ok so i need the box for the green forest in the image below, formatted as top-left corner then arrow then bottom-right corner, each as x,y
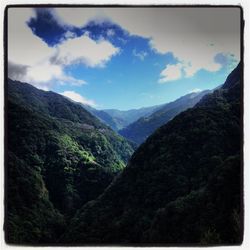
6,80 -> 135,243
5,63 -> 243,245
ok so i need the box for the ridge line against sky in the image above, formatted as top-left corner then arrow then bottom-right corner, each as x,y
7,7 -> 240,110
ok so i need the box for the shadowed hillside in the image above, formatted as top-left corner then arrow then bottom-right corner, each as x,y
63,63 -> 242,245
6,79 -> 135,244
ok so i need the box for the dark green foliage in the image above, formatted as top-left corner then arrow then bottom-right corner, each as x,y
6,152 -> 65,244
63,63 -> 242,245
146,155 -> 241,244
6,79 -> 134,244
119,90 -> 210,145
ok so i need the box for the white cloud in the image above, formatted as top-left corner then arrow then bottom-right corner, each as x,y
8,8 -> 119,89
58,75 -> 87,86
8,8 -> 54,66
132,49 -> 148,61
26,62 -> 62,82
159,63 -> 183,83
8,62 -> 28,81
8,7 -> 240,88
24,61 -> 86,86
188,88 -> 202,94
60,90 -> 97,107
7,8 -> 83,87
54,7 -> 240,79
55,35 -> 120,67
102,8 -> 240,77
8,60 -> 86,89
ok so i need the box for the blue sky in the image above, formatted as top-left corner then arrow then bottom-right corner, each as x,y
8,7 -> 240,110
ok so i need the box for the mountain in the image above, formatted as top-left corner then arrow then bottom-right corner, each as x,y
103,105 -> 163,130
6,79 -> 135,244
63,63 -> 242,245
81,104 -> 122,131
80,104 -> 163,132
119,90 -> 211,145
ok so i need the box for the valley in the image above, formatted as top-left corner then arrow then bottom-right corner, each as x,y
6,64 -> 242,245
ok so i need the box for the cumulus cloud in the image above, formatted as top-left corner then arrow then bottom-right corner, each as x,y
54,35 -> 120,67
60,90 -> 97,107
23,61 -> 86,85
102,8 -> 240,78
8,60 -> 86,90
8,8 -> 54,66
7,8 -> 78,87
159,63 -> 183,83
132,49 -> 148,61
54,7 -> 240,79
8,7 -> 240,88
25,62 -> 62,82
8,8 -> 119,89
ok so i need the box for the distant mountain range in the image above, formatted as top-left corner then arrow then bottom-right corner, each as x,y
103,106 -> 163,130
83,90 -> 211,145
119,90 -> 211,144
81,104 -> 121,131
83,104 -> 162,131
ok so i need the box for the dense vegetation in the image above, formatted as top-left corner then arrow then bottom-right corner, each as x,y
6,63 -> 242,245
6,79 -> 135,244
119,90 -> 210,144
63,64 -> 242,245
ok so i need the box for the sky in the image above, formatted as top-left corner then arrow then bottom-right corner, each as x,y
7,7 -> 241,110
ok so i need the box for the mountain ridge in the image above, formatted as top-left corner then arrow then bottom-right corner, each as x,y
119,89 -> 211,144
100,105 -> 163,131
6,78 -> 135,244
63,97 -> 163,132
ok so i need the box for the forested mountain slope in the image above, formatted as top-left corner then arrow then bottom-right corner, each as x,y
6,79 -> 135,244
119,90 -> 210,144
82,104 -> 122,131
63,63 -> 242,245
